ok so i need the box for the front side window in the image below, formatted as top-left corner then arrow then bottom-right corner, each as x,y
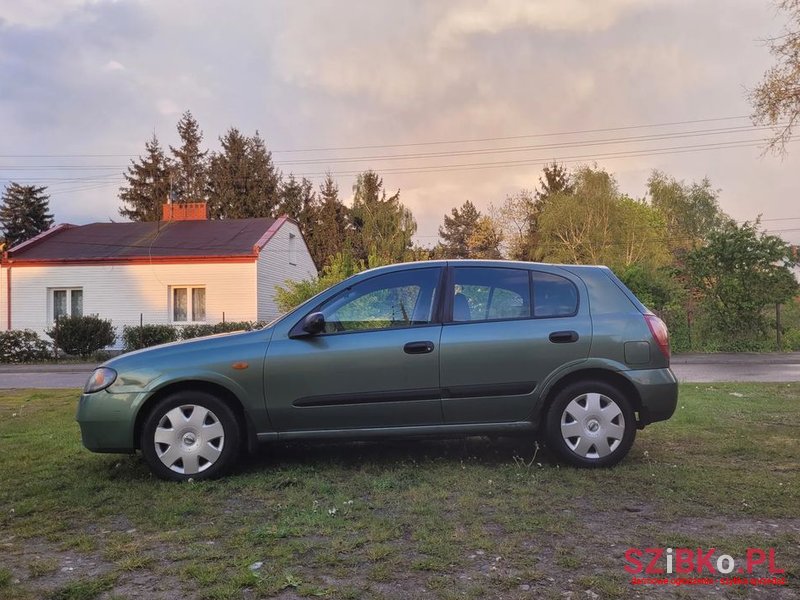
172,286 -> 206,322
317,268 -> 441,333
451,268 -> 531,322
51,288 -> 83,322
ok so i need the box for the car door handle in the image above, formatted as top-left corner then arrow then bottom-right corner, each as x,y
549,330 -> 579,343
404,341 -> 435,354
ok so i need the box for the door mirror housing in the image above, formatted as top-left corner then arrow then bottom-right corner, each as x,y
302,312 -> 326,335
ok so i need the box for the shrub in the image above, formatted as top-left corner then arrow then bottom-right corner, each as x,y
180,321 -> 267,340
46,315 -> 116,358
0,330 -> 53,363
122,324 -> 179,351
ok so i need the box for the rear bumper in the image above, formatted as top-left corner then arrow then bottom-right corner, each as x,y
626,367 -> 678,426
76,390 -> 142,453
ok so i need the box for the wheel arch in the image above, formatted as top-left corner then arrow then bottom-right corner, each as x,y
537,368 -> 644,428
133,380 -> 257,452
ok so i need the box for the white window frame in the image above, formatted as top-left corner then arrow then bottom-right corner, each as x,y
48,287 -> 83,324
170,285 -> 207,323
288,233 -> 297,266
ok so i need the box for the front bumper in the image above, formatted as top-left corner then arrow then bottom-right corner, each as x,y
626,367 -> 678,426
76,390 -> 144,453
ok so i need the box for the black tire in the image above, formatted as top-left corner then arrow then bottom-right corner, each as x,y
544,381 -> 636,468
140,390 -> 241,481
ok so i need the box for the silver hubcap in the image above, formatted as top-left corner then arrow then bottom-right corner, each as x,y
154,405 -> 225,475
560,392 -> 625,459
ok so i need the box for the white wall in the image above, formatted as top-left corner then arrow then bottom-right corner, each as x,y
0,266 -> 7,331
257,220 -> 318,322
7,261 -> 257,346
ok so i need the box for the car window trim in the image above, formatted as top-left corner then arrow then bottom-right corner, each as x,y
290,266 -> 446,338
443,266 -> 581,324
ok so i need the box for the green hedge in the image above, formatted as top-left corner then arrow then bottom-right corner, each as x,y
46,315 -> 116,358
180,321 -> 266,340
122,324 -> 179,351
0,330 -> 53,363
122,321 -> 266,350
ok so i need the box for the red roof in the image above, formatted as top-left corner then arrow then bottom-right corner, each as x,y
5,217 -> 283,264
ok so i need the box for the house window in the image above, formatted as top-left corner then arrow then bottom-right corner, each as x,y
288,233 -> 297,265
51,288 -> 83,322
172,286 -> 206,322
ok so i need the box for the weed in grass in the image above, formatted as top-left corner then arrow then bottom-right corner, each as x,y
28,558 -> 59,578
0,567 -> 13,587
575,574 -> 626,599
45,574 -> 117,600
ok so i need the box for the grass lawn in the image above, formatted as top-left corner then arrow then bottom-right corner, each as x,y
0,384 -> 798,599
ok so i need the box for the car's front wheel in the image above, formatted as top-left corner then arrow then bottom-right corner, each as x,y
545,381 -> 636,468
140,391 -> 241,481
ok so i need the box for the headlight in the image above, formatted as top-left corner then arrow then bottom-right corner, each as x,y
84,367 -> 117,393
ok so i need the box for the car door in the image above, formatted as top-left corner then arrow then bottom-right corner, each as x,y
264,266 -> 444,432
439,266 -> 591,424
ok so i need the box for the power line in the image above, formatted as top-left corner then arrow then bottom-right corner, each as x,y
0,115 -> 753,159
1,133 -> 792,185
0,122 -> 774,171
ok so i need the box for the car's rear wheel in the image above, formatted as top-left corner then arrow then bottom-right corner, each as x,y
140,391 -> 241,481
545,381 -> 636,468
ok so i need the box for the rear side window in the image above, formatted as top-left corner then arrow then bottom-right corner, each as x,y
452,267 -> 531,322
531,272 -> 578,318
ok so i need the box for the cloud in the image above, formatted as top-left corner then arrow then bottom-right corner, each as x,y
0,0 -> 797,248
0,0 -> 101,28
433,0 -> 648,46
103,59 -> 125,71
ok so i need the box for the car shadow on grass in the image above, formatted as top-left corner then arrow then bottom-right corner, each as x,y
238,434 -> 557,475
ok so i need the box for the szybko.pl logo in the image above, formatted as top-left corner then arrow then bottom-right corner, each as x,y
625,547 -> 787,587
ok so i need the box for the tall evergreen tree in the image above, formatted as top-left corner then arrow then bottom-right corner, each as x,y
308,174 -> 349,267
118,134 -> 171,222
438,200 -> 481,258
350,171 -> 416,263
278,174 -> 316,236
536,162 -> 573,202
0,183 -> 54,248
169,110 -> 208,202
206,128 -> 282,219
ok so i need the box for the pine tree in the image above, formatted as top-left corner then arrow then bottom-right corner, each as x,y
247,131 -> 281,214
438,200 -> 481,258
169,110 -> 208,202
118,134 -> 171,222
206,128 -> 282,219
350,171 -> 416,263
535,162 -> 573,202
308,174 -> 349,267
0,183 -> 54,248
278,174 -> 316,235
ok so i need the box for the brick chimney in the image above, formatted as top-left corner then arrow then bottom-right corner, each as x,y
162,202 -> 208,221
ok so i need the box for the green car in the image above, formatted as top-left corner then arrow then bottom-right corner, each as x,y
77,260 -> 677,481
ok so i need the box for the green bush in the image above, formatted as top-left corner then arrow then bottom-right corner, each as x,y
46,315 -> 116,358
180,321 -> 266,340
0,330 -> 53,363
122,324 -> 179,351
179,324 -> 217,339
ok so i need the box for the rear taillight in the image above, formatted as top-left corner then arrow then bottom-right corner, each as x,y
644,313 -> 670,360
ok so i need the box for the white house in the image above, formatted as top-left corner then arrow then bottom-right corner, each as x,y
0,203 -> 317,345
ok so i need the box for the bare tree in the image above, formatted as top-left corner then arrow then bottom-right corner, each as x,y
750,0 -> 800,154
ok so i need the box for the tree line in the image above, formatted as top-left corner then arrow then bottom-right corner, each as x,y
1,110 -> 798,352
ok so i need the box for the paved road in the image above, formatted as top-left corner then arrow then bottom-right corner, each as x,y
670,353 -> 800,383
1,353 -> 800,389
0,363 -> 94,389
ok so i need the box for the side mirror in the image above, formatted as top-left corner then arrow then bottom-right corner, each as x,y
302,312 -> 326,335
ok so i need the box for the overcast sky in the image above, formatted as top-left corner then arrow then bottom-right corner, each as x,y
1,0 -> 798,246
